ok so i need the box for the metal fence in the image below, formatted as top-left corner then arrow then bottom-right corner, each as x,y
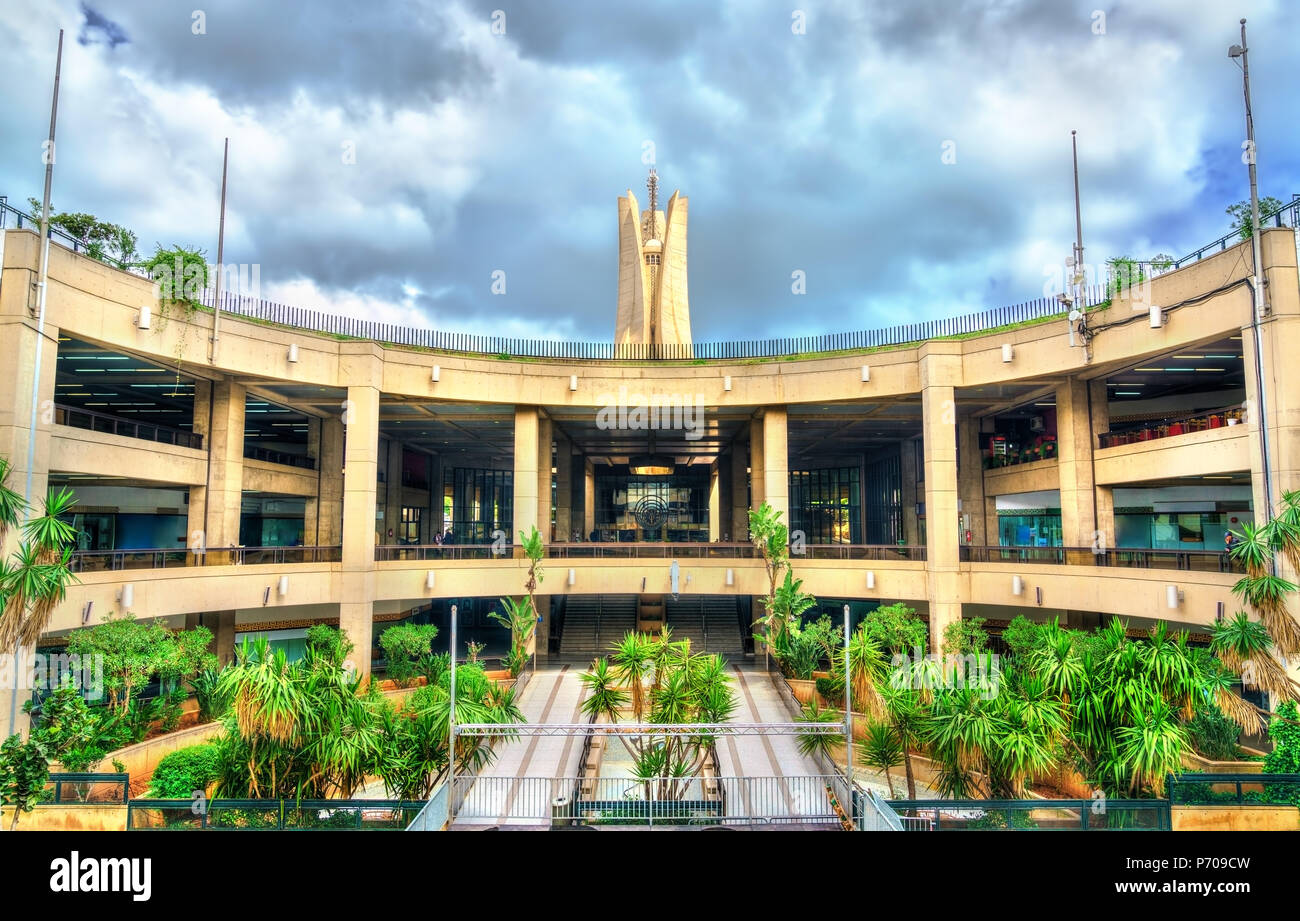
961,545 -> 1241,572
69,545 -> 341,572
449,774 -> 849,827
405,782 -> 451,831
4,193 -> 1298,362
127,798 -> 423,830
44,773 -> 130,804
1167,772 -> 1300,807
884,798 -> 1171,830
376,542 -> 926,562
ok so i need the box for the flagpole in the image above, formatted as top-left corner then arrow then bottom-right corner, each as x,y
10,29 -> 63,738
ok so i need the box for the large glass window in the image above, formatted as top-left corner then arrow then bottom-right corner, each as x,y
593,471 -> 709,541
997,512 -> 1062,547
865,455 -> 902,544
789,467 -> 861,544
400,507 -> 422,543
442,467 -> 512,543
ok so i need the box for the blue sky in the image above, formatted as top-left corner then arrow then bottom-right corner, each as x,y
1,0 -> 1296,343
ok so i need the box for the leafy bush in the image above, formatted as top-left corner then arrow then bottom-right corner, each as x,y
860,602 -> 927,654
305,624 -> 353,668
148,744 -> 221,799
379,623 -> 440,686
1187,704 -> 1242,762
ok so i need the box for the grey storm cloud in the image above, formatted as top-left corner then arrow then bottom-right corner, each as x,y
0,0 -> 1296,343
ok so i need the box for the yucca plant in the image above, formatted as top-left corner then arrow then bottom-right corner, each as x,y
1272,490 -> 1300,574
795,697 -> 842,762
859,721 -> 904,797
1232,573 -> 1300,656
1227,521 -> 1273,578
0,477 -> 80,656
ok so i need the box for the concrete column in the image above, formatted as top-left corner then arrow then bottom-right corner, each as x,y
553,433 -> 572,541
900,437 -> 920,545
513,407 -> 539,544
731,445 -> 749,540
340,384 -> 380,676
749,418 -> 766,511
186,379 -> 212,559
0,308 -> 58,739
428,452 -> 443,542
957,418 -> 986,547
1088,378 -> 1115,551
708,461 -> 721,541
203,381 -> 246,557
921,350 -> 961,654
537,414 -> 552,543
583,456 -> 595,536
303,415 -> 322,544
317,415 -> 344,546
762,406 -> 789,526
187,610 -> 237,664
383,437 -> 403,543
532,594 -> 549,662
1057,378 -> 1098,561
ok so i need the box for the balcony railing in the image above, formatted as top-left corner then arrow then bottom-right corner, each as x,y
243,445 -> 317,469
1098,406 -> 1246,449
961,545 -> 1243,572
70,545 -> 341,572
375,542 -> 928,562
55,404 -> 203,450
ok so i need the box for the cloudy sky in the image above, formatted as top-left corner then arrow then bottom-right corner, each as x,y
1,0 -> 1296,343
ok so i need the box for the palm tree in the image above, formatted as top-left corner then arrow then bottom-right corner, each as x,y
859,722 -> 904,797
1228,516 -> 1300,657
0,457 -> 79,659
748,503 -> 789,648
881,685 -> 925,799
488,596 -> 537,677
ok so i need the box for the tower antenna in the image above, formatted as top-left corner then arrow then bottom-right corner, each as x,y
645,167 -> 659,240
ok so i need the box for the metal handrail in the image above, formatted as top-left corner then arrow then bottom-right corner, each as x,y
243,444 -> 317,469
374,542 -> 927,562
5,194 -> 1297,361
69,545 -> 342,572
961,545 -> 1243,572
55,404 -> 202,450
45,772 -> 130,804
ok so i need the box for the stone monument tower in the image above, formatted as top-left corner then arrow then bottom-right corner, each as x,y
614,169 -> 692,348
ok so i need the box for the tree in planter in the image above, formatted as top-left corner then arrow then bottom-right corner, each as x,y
580,631 -> 736,801
859,722 -> 904,797
378,623 -> 439,688
0,458 -> 79,677
64,614 -> 216,716
518,524 -> 545,623
305,623 -> 354,669
860,602 -> 928,656
764,570 -> 818,674
488,597 -> 537,678
748,504 -> 790,651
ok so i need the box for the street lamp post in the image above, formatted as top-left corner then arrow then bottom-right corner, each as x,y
447,603 -> 458,824
1229,18 -> 1275,523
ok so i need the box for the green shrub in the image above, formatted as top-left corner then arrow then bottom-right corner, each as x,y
305,624 -> 353,667
1186,704 -> 1242,762
379,623 -> 440,686
148,744 -> 221,799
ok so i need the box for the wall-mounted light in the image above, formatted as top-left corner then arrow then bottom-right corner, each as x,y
425,570 -> 436,590
1012,575 -> 1024,596
277,575 -> 289,597
136,303 -> 151,329
1216,600 -> 1225,623
1035,586 -> 1043,606
569,375 -> 578,392
82,601 -> 94,624
119,584 -> 134,608
431,364 -> 441,383
568,568 -> 576,586
860,365 -> 870,382
726,568 -> 734,586
723,375 -> 732,391
1149,305 -> 1163,329
262,586 -> 271,605
288,343 -> 300,363
1001,343 -> 1014,363
1166,584 -> 1181,609
866,571 -> 875,590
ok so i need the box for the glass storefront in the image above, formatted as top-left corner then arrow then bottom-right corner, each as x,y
1115,511 -> 1251,550
443,467 -> 513,543
997,511 -> 1063,547
789,467 -> 861,544
593,471 -> 709,541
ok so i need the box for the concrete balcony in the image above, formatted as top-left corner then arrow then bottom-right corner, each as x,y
1094,423 -> 1251,485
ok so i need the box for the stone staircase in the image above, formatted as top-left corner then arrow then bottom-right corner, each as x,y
558,594 -> 638,660
664,596 -> 746,659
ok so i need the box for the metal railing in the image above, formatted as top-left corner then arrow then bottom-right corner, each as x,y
243,444 -> 316,469
451,774 -> 847,827
44,772 -> 130,804
961,545 -> 1242,572
69,545 -> 341,572
55,404 -> 203,450
5,193 -> 1298,361
856,787 -> 906,831
1098,406 -> 1247,449
1167,772 -> 1300,807
885,798 -> 1172,830
127,798 -> 423,829
376,542 -> 926,562
405,781 -> 451,831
